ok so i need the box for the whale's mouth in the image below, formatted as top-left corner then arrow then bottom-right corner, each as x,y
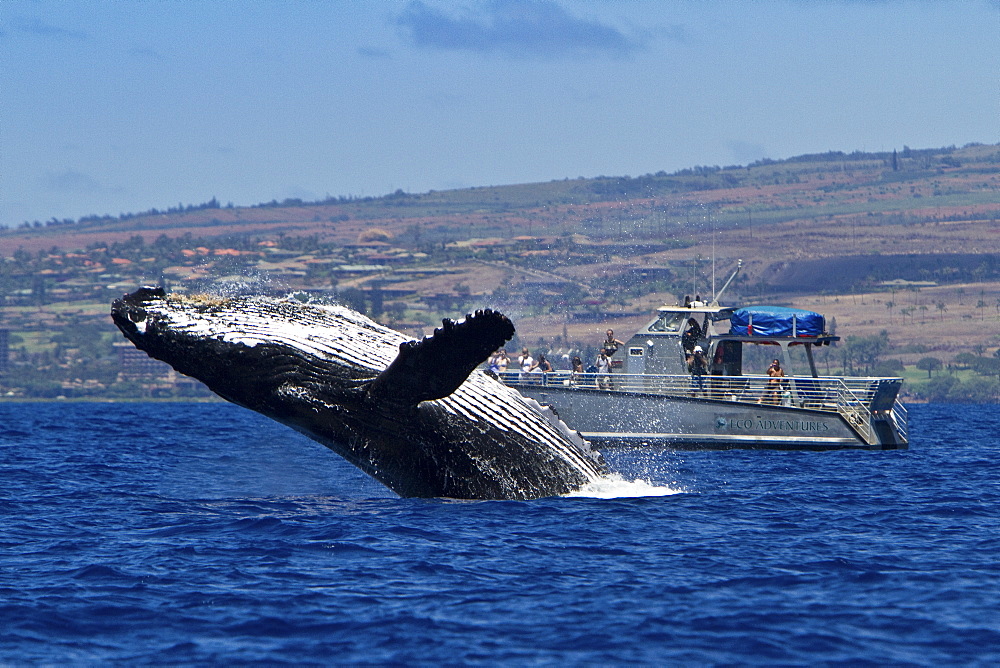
111,285 -> 164,338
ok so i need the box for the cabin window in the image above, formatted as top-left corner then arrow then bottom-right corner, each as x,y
649,312 -> 685,333
628,347 -> 644,357
713,341 -> 743,376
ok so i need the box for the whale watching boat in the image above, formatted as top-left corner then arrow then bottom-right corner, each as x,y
501,263 -> 908,450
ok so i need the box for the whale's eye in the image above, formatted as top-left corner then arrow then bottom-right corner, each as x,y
129,310 -> 147,324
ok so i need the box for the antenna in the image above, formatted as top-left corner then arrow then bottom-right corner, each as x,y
712,259 -> 742,306
711,217 -> 716,300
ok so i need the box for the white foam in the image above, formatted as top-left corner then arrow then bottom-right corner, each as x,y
564,473 -> 684,499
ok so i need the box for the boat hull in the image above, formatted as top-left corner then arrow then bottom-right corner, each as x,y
513,383 -> 907,451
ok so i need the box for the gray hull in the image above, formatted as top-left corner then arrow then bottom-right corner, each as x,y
509,374 -> 907,451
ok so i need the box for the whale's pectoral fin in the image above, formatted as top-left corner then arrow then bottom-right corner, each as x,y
368,308 -> 515,405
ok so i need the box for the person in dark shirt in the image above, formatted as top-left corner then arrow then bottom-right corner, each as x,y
603,329 -> 624,357
687,345 -> 708,396
532,354 -> 553,373
682,318 -> 703,352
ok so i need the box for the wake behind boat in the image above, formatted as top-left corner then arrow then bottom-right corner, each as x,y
503,263 -> 908,451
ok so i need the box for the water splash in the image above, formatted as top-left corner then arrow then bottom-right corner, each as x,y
565,472 -> 684,499
208,269 -> 275,297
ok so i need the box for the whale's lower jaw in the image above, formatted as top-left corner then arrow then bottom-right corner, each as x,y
111,288 -> 604,500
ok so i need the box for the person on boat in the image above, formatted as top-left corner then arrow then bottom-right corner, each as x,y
602,329 -> 624,357
488,349 -> 509,375
518,348 -> 533,381
687,345 -> 708,396
711,345 -> 726,375
570,355 -> 584,385
596,351 -> 612,389
682,318 -> 703,352
760,359 -> 786,404
531,354 -> 553,374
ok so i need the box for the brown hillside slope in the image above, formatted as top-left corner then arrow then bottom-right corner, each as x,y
4,143 -> 998,260
3,143 -> 999,359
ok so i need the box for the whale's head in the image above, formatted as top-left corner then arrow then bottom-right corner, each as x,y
111,286 -> 402,410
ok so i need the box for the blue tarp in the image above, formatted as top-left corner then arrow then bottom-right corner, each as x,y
729,306 -> 825,337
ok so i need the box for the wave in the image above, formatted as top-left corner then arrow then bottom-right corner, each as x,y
564,473 -> 684,499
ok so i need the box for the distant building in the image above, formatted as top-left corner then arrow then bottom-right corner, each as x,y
114,342 -> 171,379
113,341 -> 211,397
631,267 -> 674,281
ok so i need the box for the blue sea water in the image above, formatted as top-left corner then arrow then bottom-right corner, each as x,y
1,402 -> 999,665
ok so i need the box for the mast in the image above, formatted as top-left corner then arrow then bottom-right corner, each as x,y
711,218 -> 716,300
711,260 -> 742,306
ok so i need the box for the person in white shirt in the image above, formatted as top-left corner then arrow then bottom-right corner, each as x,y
518,348 -> 534,380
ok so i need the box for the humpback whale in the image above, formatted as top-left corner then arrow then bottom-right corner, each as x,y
111,287 -> 606,499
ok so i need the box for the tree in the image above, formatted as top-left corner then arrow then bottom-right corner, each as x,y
960,377 -> 1000,403
873,359 -> 904,377
924,374 -> 958,402
972,356 -> 1000,379
935,301 -> 948,320
954,352 -> 979,367
916,356 -> 943,378
844,332 -> 889,375
385,301 -> 407,323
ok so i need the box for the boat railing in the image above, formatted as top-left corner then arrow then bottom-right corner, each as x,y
498,370 -> 902,424
890,399 -> 909,442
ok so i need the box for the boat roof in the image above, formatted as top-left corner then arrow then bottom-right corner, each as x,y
656,304 -> 736,316
717,334 -> 840,345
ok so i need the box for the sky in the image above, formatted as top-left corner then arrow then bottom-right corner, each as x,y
2,0 -> 998,228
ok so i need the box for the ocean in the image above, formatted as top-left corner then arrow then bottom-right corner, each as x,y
1,402 -> 998,665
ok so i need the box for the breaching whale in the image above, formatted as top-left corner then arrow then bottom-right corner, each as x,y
111,287 -> 606,499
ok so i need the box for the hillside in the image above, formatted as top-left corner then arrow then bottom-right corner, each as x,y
1,142 -> 999,400
6,143 -> 1000,289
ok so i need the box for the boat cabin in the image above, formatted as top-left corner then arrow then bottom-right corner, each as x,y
622,303 -> 839,379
